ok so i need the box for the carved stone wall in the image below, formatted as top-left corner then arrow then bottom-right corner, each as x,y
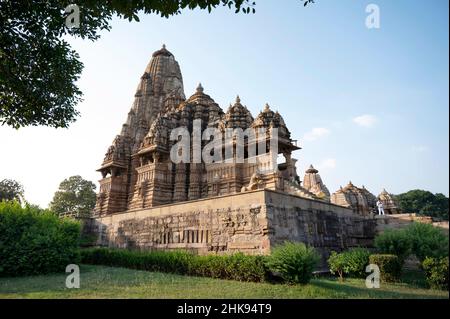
264,191 -> 376,265
89,190 -> 376,265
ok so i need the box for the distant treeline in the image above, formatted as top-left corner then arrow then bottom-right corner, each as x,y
395,190 -> 449,220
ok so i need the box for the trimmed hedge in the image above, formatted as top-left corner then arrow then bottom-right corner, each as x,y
0,201 -> 81,277
422,257 -> 449,290
328,248 -> 371,280
82,243 -> 320,284
265,241 -> 319,284
81,248 -> 269,282
369,254 -> 402,283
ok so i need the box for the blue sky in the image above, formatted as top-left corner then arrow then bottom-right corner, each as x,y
0,0 -> 448,207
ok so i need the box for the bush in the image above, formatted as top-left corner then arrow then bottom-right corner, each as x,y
0,201 -> 81,277
422,257 -> 449,290
328,251 -> 346,281
374,223 -> 449,264
81,248 -> 269,282
81,248 -> 192,274
404,222 -> 449,262
265,241 -> 319,284
374,229 -> 411,264
369,254 -> 402,283
189,253 -> 268,282
328,248 -> 371,280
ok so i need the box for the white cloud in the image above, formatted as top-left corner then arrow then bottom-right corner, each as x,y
317,158 -> 337,170
303,127 -> 330,141
353,114 -> 377,127
412,145 -> 428,152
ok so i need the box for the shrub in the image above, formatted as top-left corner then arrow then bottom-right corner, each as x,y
265,241 -> 319,284
328,248 -> 371,280
404,222 -> 449,262
422,257 -> 449,290
328,251 -> 346,281
188,253 -> 268,282
81,248 -> 192,274
369,254 -> 402,283
81,248 -> 269,282
374,229 -> 411,264
374,223 -> 449,264
0,201 -> 81,277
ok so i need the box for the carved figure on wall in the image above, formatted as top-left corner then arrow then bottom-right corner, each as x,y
241,172 -> 265,192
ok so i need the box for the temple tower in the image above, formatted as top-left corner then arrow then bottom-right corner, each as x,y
303,165 -> 330,200
95,46 -> 303,215
94,45 -> 185,215
331,182 -> 377,216
378,188 -> 400,214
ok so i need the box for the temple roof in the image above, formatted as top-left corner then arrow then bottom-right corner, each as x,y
99,46 -> 302,172
338,181 -> 377,204
224,96 -> 254,129
186,83 -> 215,103
378,188 -> 394,199
306,164 -> 318,174
253,104 -> 288,131
152,44 -> 173,57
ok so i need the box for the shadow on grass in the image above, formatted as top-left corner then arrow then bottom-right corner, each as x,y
0,265 -> 105,295
0,265 -> 447,299
400,269 -> 428,289
309,278 -> 445,299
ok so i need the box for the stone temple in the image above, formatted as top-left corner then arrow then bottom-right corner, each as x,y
90,45 -> 401,262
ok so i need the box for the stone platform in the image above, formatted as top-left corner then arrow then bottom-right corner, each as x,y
88,189 -> 376,264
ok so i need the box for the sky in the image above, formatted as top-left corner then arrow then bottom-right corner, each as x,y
0,0 -> 448,207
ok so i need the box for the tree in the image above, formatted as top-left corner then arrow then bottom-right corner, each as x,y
49,175 -> 96,217
0,0 -> 315,129
0,179 -> 25,203
395,190 -> 449,220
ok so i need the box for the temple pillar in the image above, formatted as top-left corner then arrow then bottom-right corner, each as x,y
188,163 -> 202,200
173,163 -> 188,202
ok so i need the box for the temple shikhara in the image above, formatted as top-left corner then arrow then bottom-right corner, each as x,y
89,46 -> 401,262
94,44 -> 301,214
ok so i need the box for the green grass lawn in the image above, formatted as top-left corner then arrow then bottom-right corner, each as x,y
0,265 -> 448,299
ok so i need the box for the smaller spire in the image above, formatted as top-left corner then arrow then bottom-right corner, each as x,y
306,164 -> 318,174
264,103 -> 270,112
196,82 -> 204,93
162,44 -> 166,49
236,95 -> 241,103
